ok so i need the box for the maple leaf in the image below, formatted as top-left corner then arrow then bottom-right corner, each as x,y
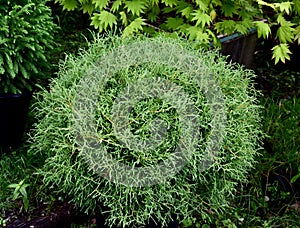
148,0 -> 159,5
235,23 -> 249,34
91,11 -> 117,32
215,20 -> 236,35
272,43 -> 292,64
62,0 -> 77,10
175,1 -> 190,13
276,23 -> 295,43
125,0 -> 147,16
294,0 -> 300,15
111,0 -> 123,12
180,6 -> 194,19
122,17 -> 146,36
255,21 -> 271,38
148,5 -> 160,22
81,2 -> 95,15
234,20 -> 252,34
191,10 -> 211,28
257,0 -> 275,9
92,0 -> 109,10
165,17 -> 184,30
185,25 -> 210,43
195,0 -> 209,11
221,0 -> 237,17
274,2 -> 293,14
161,0 -> 178,7
120,11 -> 128,26
186,25 -> 202,40
294,25 -> 300,44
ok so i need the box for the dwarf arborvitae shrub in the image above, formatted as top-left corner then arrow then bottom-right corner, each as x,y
29,35 -> 263,227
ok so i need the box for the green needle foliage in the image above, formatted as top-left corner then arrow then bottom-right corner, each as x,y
0,0 -> 56,94
29,34 -> 263,227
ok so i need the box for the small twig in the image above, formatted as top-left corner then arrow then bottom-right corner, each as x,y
144,22 -> 166,32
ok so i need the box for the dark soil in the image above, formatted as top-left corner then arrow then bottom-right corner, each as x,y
4,202 -> 92,228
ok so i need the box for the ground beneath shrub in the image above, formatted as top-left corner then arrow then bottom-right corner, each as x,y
3,201 -> 94,228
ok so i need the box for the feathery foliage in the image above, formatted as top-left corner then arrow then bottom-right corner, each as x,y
29,34 -> 263,227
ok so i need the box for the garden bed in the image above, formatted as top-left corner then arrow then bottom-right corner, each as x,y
5,202 -> 79,228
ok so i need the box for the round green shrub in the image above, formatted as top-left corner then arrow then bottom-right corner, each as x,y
29,35 -> 263,227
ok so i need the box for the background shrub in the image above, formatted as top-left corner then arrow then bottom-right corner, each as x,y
0,0 -> 56,94
29,34 -> 263,227
54,0 -> 300,64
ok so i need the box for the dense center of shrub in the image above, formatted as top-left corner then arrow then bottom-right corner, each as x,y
95,64 -> 210,167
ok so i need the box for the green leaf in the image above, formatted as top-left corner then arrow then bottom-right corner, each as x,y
276,14 -> 287,25
125,0 -> 147,16
191,10 -> 211,28
91,11 -> 117,32
186,25 -> 210,43
161,0 -> 178,7
180,6 -> 194,19
8,183 -> 19,188
294,25 -> 300,44
24,60 -> 38,74
111,0 -> 123,12
122,17 -> 145,36
239,9 -> 254,20
147,5 -> 160,22
81,2 -> 95,15
186,25 -> 199,40
148,0 -> 159,5
293,0 -> 300,14
143,26 -> 156,35
221,0 -> 237,17
23,196 -> 29,212
93,0 -> 110,11
4,53 -> 15,78
13,60 -> 19,76
19,65 -> 29,79
255,21 -> 271,38
62,0 -> 77,10
234,20 -> 252,34
257,0 -> 276,9
215,20 -> 236,35
12,189 -> 20,200
195,0 -> 210,11
174,0 -> 190,12
23,43 -> 36,51
196,31 -> 210,43
165,17 -> 184,30
272,44 -> 292,64
24,83 -> 32,92
19,185 -> 29,198
276,23 -> 295,43
162,6 -> 175,13
177,23 -> 190,34
274,2 -> 293,14
291,173 -> 300,183
120,11 -> 128,26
